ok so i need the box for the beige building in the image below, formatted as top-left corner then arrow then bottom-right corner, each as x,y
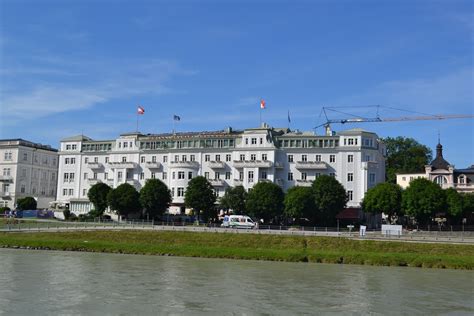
396,142 -> 474,193
0,139 -> 59,209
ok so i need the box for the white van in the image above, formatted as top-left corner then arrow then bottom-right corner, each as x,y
221,215 -> 255,229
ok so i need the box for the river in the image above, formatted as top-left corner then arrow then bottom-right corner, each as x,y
0,249 -> 472,315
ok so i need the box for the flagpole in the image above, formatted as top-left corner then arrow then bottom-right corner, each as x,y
136,112 -> 139,132
259,108 -> 262,126
173,117 -> 175,134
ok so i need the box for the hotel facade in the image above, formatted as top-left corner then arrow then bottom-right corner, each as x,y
55,125 -> 386,215
0,139 -> 59,210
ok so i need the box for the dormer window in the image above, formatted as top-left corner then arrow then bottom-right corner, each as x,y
458,175 -> 466,184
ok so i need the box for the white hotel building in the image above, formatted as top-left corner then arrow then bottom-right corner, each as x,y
0,139 -> 58,209
56,125 -> 386,215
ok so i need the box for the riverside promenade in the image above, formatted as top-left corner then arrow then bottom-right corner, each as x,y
1,219 -> 473,245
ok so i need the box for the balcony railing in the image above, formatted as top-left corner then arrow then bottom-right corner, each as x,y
169,161 -> 199,169
87,178 -> 100,184
0,175 -> 13,182
233,179 -> 243,185
295,161 -> 327,170
86,162 -> 103,169
274,162 -> 284,169
233,160 -> 273,168
107,162 -> 137,169
145,161 -> 162,169
209,179 -> 225,186
208,161 -> 226,169
296,179 -> 313,187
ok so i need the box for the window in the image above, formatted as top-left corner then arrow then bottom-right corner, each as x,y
205,155 -> 210,162
402,176 -> 406,181
262,154 -> 267,161
23,153 -> 28,161
188,172 -> 193,180
250,154 -> 256,161
65,158 -> 70,164
123,142 -> 128,148
63,173 -> 69,182
261,171 -> 267,179
239,172 -> 244,181
288,155 -> 294,162
248,171 -> 254,182
69,189 -> 74,195
151,172 -> 156,179
140,172 -> 144,180
84,172 -> 88,180
369,173 -> 376,183
63,189 -> 67,196
288,172 -> 293,181
245,138 -> 249,145
163,156 -> 168,163
225,172 -> 231,180
347,190 -> 353,201
205,172 -> 209,179
122,156 -> 127,162
174,155 -> 179,162
301,172 -> 307,180
178,171 -> 185,179
83,189 -> 87,196
162,172 -> 167,180
215,155 -> 220,162
301,155 -> 307,162
94,157 -> 98,163
171,188 -> 175,197
251,138 -> 257,145
118,171 -> 123,180
177,187 -> 185,197
215,188 -> 220,197
315,155 -> 321,162
348,155 -> 353,163
172,172 -> 176,179
118,142 -> 121,148
141,156 -> 145,163
2,168 -> 10,176
51,172 -> 55,180
226,154 -> 231,162
182,155 -> 187,162
347,173 -> 353,182
434,176 -> 447,186
105,157 -> 109,163
330,172 -> 335,177
152,156 -> 157,163
215,172 -> 220,180
240,154 -> 245,161
260,138 -> 263,145
330,155 -> 335,163
104,172 -> 108,180
21,185 -> 25,193
71,158 -> 76,164
459,175 -> 466,184
66,145 -> 71,150
4,152 -> 12,160
190,155 -> 195,162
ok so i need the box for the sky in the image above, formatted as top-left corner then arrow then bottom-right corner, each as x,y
0,0 -> 473,167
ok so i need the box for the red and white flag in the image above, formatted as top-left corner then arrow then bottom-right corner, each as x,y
260,99 -> 266,109
137,106 -> 145,115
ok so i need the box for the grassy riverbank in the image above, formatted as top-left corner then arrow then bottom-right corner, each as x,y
0,230 -> 473,269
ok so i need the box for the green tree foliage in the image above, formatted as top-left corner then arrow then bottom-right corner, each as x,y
445,188 -> 463,219
139,179 -> 172,219
402,178 -> 445,225
87,182 -> 111,217
16,196 -> 37,210
107,183 -> 141,218
184,176 -> 216,221
383,136 -> 432,183
312,175 -> 348,226
462,193 -> 474,218
362,182 -> 403,223
284,186 -> 316,221
220,185 -> 247,214
246,182 -> 284,222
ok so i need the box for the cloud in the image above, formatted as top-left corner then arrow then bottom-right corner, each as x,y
0,56 -> 196,123
332,67 -> 474,115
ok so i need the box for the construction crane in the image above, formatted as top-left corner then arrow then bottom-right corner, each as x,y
315,106 -> 474,135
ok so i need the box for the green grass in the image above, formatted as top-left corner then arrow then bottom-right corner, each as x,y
0,230 -> 472,269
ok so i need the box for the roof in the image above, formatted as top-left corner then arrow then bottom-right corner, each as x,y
337,128 -> 375,136
61,135 -> 93,142
0,138 -> 57,152
430,143 -> 451,170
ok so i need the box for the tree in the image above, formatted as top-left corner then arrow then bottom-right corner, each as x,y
462,193 -> 474,220
16,197 -> 37,210
139,179 -> 172,219
246,182 -> 284,222
445,188 -> 463,220
383,136 -> 432,183
312,175 -> 348,226
107,183 -> 141,218
284,186 -> 316,222
87,182 -> 111,217
220,185 -> 247,214
362,182 -> 403,224
184,176 -> 216,222
402,178 -> 445,225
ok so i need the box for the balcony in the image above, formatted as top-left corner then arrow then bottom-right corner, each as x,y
145,161 -> 162,169
1,191 -> 11,197
87,162 -> 103,169
209,179 -> 225,186
208,161 -> 226,169
274,162 -> 284,169
87,178 -> 100,185
170,161 -> 199,169
0,175 -> 13,182
233,160 -> 273,168
233,179 -> 243,185
295,161 -> 327,170
296,179 -> 313,187
107,162 -> 137,169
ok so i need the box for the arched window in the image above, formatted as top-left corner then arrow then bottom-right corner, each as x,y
458,175 -> 466,185
434,176 -> 447,186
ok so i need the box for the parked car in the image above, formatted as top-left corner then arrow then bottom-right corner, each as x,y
221,215 -> 255,229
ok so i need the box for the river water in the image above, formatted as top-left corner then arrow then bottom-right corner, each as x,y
0,249 -> 472,315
